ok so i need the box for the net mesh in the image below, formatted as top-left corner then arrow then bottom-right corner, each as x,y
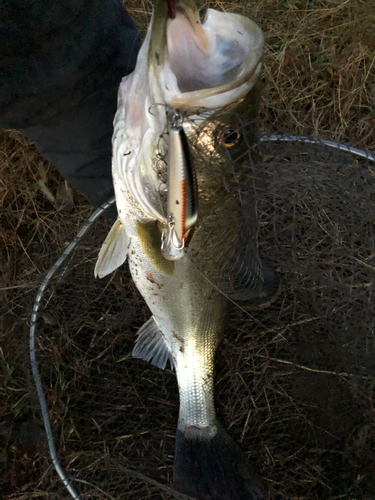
31,133 -> 375,499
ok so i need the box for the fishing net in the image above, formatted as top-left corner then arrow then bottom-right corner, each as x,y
30,131 -> 374,499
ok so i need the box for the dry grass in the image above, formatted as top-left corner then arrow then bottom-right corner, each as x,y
1,1 -> 375,499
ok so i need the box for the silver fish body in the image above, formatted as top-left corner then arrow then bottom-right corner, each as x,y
96,1 -> 274,498
131,221 -> 226,435
111,128 -> 270,497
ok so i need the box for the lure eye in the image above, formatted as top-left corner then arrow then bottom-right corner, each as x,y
219,129 -> 241,148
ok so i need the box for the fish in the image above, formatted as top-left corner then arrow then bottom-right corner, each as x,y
95,0 -> 278,498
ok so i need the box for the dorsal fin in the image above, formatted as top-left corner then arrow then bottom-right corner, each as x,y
95,219 -> 128,278
132,316 -> 174,370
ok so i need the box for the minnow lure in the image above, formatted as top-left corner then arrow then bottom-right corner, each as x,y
161,116 -> 198,260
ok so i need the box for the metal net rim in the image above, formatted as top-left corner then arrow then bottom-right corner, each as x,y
29,134 -> 375,500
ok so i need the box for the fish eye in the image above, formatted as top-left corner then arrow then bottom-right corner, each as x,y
219,129 -> 241,148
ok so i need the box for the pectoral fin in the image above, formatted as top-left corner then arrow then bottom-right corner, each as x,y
94,219 -> 128,278
132,316 -> 174,370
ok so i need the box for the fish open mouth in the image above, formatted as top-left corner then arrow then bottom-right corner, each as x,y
167,7 -> 245,92
150,0 -> 264,109
113,0 -> 264,222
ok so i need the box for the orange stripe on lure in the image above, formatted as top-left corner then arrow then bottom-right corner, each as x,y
161,123 -> 198,261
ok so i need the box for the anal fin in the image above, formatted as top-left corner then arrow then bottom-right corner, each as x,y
95,219 -> 128,278
132,316 -> 174,370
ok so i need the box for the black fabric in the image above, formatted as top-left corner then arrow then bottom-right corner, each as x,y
0,0 -> 141,208
20,90 -> 118,210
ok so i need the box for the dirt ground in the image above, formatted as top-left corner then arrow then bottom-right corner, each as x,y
1,1 -> 375,499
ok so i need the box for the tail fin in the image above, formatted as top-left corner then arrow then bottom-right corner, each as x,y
173,421 -> 268,500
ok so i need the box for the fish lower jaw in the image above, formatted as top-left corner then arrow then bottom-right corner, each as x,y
177,420 -> 218,439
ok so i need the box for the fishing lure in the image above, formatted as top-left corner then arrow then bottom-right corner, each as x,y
161,113 -> 198,260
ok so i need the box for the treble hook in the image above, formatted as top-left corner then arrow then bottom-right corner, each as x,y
161,215 -> 185,261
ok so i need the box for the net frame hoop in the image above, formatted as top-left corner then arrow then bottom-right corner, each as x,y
29,135 -> 374,500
